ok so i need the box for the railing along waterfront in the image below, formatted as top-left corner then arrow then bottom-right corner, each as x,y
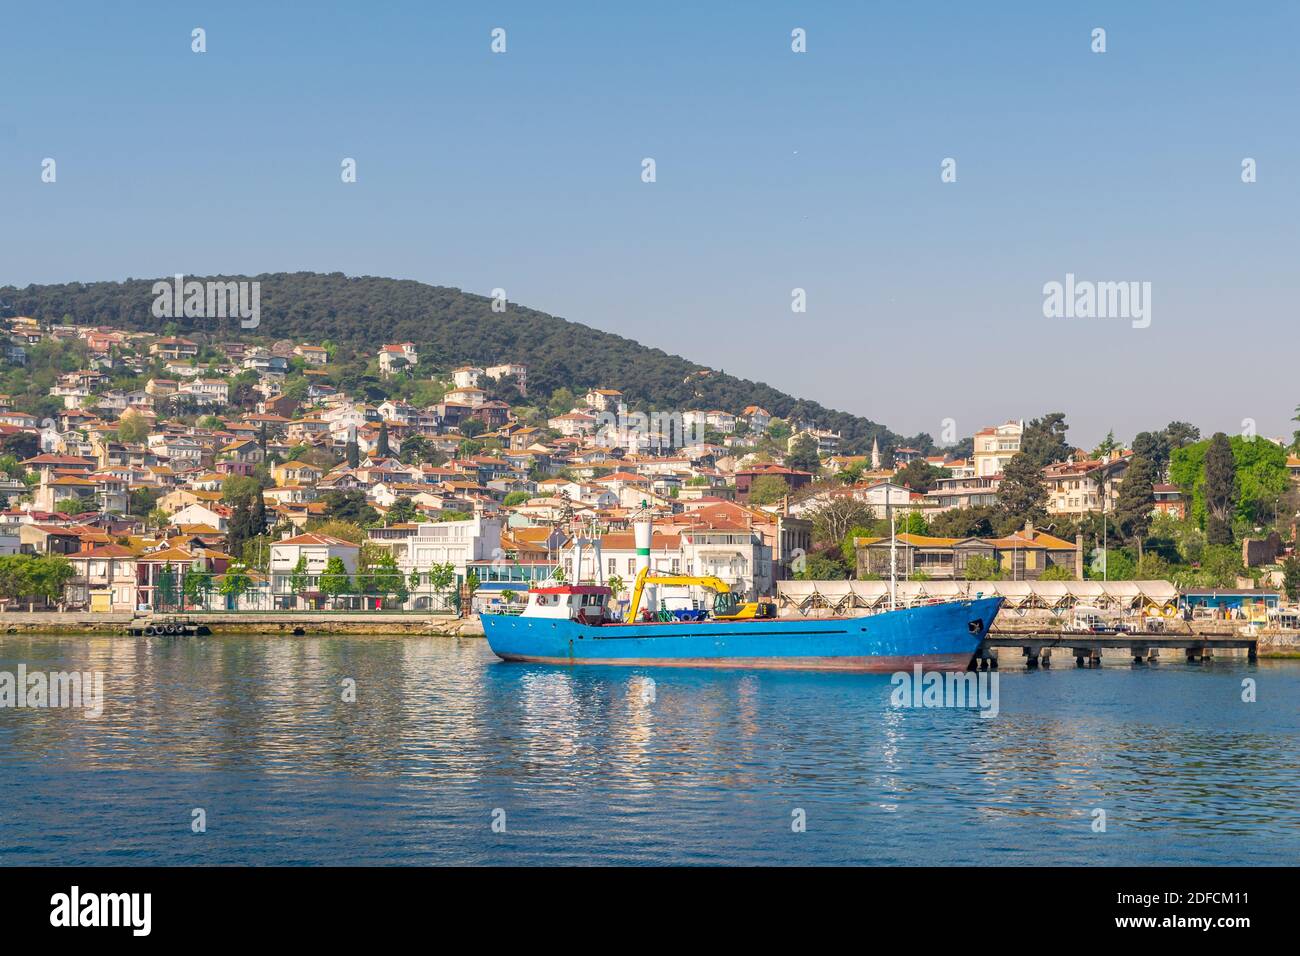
83,569 -> 465,614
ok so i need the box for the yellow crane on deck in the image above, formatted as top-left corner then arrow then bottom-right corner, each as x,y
623,566 -> 776,623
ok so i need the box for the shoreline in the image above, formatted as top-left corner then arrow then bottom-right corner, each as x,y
1,613 -> 1298,658
0,612 -> 485,638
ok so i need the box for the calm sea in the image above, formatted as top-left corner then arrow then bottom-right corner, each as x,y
0,634 -> 1295,865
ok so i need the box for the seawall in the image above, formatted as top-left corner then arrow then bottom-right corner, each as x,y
0,612 -> 485,638
0,613 -> 1295,657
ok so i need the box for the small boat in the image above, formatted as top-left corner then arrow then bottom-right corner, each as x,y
1064,605 -> 1132,635
481,581 -> 1002,672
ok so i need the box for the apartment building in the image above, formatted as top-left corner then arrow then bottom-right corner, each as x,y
65,544 -> 139,611
1043,453 -> 1130,516
268,533 -> 361,609
365,515 -> 503,583
973,420 -> 1024,477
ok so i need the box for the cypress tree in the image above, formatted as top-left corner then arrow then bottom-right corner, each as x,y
227,497 -> 252,558
251,492 -> 267,538
1203,433 -> 1237,545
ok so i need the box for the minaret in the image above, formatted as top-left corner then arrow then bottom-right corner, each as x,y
870,437 -> 880,470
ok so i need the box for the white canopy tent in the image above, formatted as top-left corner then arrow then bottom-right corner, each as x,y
775,579 -> 1180,615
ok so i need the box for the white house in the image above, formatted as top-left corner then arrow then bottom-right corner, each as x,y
170,501 -> 231,532
451,366 -> 484,389
741,405 -> 772,433
547,412 -> 597,436
789,428 -> 841,457
179,378 -> 230,406
378,343 -> 419,376
269,533 -> 361,609
974,420 -> 1024,478
678,521 -> 773,600
584,388 -> 623,412
444,386 -> 486,407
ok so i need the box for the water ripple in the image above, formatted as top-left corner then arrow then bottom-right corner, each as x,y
0,635 -> 1295,864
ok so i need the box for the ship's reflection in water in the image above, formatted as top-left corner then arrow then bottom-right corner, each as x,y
0,635 -> 1295,865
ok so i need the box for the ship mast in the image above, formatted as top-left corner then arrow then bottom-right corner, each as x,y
887,483 -> 897,611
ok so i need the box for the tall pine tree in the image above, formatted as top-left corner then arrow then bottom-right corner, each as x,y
1131,431 -> 1169,480
1020,413 -> 1071,467
377,421 -> 390,458
996,451 -> 1048,530
1114,455 -> 1156,559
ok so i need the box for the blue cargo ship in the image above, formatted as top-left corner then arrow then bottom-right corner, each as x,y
481,584 -> 1002,672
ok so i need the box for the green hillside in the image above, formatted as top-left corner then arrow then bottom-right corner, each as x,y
0,272 -> 931,456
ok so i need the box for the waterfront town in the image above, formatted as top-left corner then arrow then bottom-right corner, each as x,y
1,314 -> 1298,630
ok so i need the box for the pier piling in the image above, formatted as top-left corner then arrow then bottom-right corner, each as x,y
987,629 -> 1259,668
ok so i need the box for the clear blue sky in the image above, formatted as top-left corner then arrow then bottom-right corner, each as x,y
3,2 -> 1296,448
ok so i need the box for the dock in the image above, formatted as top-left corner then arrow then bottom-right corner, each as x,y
977,627 -> 1257,668
127,616 -> 211,637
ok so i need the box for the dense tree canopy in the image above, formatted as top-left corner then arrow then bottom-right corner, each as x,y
747,475 -> 790,506
894,459 -> 947,494
1170,432 -> 1285,537
321,490 -> 379,527
786,434 -> 821,473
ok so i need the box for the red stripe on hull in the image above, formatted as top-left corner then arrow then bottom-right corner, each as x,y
493,653 -> 974,673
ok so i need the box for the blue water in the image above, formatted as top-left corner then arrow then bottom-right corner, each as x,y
0,634 -> 1296,865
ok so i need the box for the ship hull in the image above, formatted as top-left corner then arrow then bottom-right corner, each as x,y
481,596 -> 1002,673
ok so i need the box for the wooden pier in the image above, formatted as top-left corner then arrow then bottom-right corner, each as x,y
975,630 -> 1257,668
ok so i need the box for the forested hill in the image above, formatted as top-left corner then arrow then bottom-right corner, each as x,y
0,272 -> 930,456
